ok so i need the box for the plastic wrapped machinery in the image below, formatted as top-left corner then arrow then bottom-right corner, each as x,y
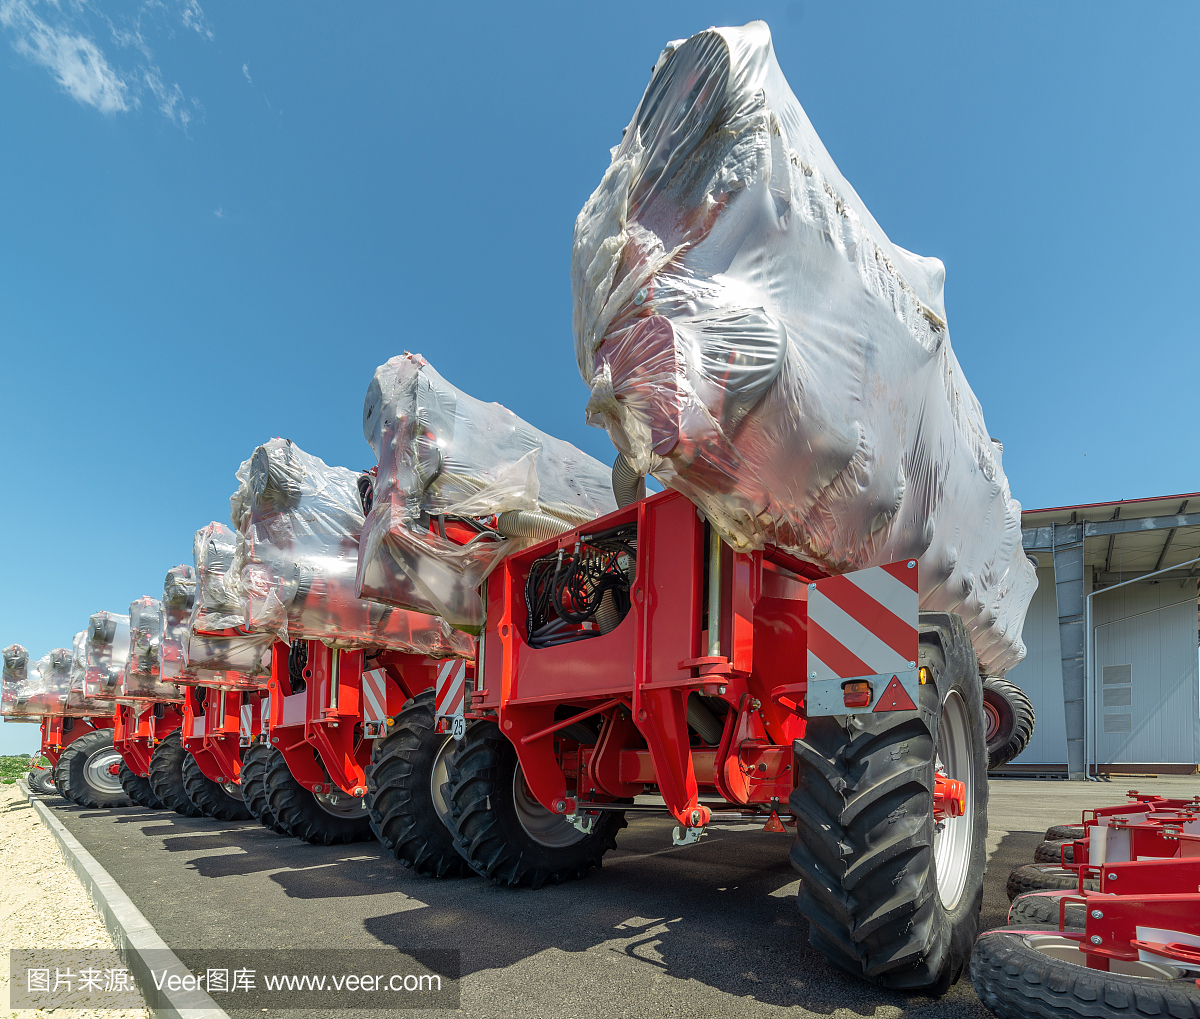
233,437 -> 473,657
356,353 -> 617,632
2,643 -> 65,716
122,596 -> 182,702
185,524 -> 273,684
64,637 -> 115,715
85,611 -> 130,701
570,22 -> 1036,674
160,564 -> 196,682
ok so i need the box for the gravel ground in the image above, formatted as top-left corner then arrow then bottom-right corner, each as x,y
0,783 -> 149,1019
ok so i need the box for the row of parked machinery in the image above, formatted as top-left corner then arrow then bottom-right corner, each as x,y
5,20 -> 1198,1017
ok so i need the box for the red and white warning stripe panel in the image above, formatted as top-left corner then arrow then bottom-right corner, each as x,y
240,703 -> 253,738
362,669 -> 388,724
807,560 -> 921,716
435,660 -> 467,720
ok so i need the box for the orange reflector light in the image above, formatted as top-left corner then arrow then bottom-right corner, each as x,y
842,681 -> 872,708
919,666 -> 929,685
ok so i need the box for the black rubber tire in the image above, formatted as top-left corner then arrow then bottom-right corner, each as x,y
181,753 -> 252,821
982,677 -> 1035,771
27,769 -> 56,795
789,611 -> 989,993
447,720 -> 626,888
148,730 -> 204,817
1007,891 -> 1085,930
1034,839 -> 1077,865
971,924 -> 1200,1019
55,730 -> 133,808
241,743 -> 290,834
367,690 -> 471,878
118,760 -> 166,809
1045,824 -> 1085,841
263,749 -> 373,845
1006,864 -> 1099,900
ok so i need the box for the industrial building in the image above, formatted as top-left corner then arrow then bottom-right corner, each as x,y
1003,492 -> 1200,778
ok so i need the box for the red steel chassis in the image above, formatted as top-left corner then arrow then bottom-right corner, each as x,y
40,714 -> 114,766
264,640 -> 445,797
471,489 -> 963,831
114,701 -> 183,777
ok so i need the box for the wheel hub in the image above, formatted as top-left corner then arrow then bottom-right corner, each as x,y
512,768 -> 586,849
932,689 -> 975,911
313,787 -> 365,817
84,749 -> 126,799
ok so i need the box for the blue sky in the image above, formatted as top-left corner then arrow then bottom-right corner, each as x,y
2,2 -> 1197,752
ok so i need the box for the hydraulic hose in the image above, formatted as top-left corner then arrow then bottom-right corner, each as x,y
611,453 -> 646,509
496,510 -> 574,542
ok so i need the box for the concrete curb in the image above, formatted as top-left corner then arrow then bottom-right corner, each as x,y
19,780 -> 230,1019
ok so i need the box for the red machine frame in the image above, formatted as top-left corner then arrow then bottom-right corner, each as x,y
113,702 -> 183,778
181,684 -> 265,786
264,640 -> 444,798
471,489 -> 964,831
40,714 -> 114,766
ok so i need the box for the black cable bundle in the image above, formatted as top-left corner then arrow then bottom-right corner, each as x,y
524,525 -> 636,648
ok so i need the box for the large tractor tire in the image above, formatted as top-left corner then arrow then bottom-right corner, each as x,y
790,611 -> 989,993
1045,824 -> 1085,841
1007,891 -> 1085,930
982,678 -> 1035,771
241,743 -> 289,835
147,730 -> 204,817
263,750 -> 373,845
971,925 -> 1200,1019
1006,864 -> 1098,900
27,768 -> 56,796
55,730 -> 132,808
447,720 -> 626,889
367,689 -> 471,878
118,760 -> 166,809
181,753 -> 252,821
1033,839 -> 1078,865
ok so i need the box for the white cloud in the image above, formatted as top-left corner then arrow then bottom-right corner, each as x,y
179,0 -> 212,40
0,0 -> 131,113
242,62 -> 251,84
0,0 -> 212,126
213,207 -> 225,219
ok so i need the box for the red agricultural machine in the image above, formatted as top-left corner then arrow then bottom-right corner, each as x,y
973,791 -> 1200,1017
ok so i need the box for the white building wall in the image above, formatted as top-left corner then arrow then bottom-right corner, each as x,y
1092,582 -> 1200,767
1006,567 -> 1068,766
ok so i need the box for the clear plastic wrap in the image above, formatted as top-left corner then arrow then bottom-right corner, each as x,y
122,597 -> 182,702
160,564 -> 196,682
186,524 -> 273,684
2,643 -> 66,717
86,611 -> 130,701
233,437 -> 474,657
571,22 -> 1036,675
356,353 -> 617,632
65,635 -> 115,715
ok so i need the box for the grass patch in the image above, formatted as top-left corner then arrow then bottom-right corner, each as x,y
0,754 -> 46,785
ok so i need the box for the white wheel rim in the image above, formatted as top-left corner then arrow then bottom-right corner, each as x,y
84,749 -> 126,799
313,788 -> 365,817
933,689 -> 975,910
1021,933 -> 1182,979
429,735 -> 456,831
512,767 -> 584,849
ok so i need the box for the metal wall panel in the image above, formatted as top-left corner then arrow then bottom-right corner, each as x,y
1006,567 -> 1068,765
1092,582 -> 1199,766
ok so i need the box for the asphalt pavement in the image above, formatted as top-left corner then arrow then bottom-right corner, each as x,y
39,775 -> 1200,1019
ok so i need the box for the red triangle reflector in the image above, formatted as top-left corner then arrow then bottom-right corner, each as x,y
762,811 -> 786,833
872,674 -> 917,712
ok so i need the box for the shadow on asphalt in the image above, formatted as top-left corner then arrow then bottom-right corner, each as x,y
47,800 -> 1047,1015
